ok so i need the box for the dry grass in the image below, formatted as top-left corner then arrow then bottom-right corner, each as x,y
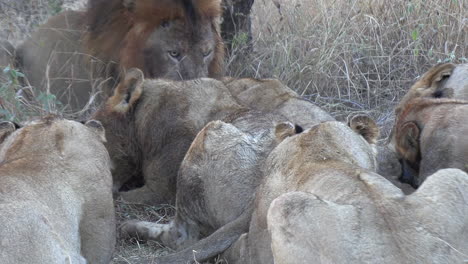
112,200 -> 227,263
228,0 -> 467,138
0,0 -> 467,262
112,199 -> 175,263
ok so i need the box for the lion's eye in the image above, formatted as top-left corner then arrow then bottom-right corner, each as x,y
202,49 -> 212,57
168,50 -> 180,58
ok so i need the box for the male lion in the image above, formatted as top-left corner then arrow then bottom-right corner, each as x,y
394,97 -> 468,187
119,117 -> 380,263
0,117 -> 115,263
93,69 -> 333,205
17,0 -> 224,111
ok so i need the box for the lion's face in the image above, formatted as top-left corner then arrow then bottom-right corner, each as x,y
143,19 -> 216,80
86,0 -> 224,81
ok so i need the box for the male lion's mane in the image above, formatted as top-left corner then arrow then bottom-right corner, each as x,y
84,0 -> 224,76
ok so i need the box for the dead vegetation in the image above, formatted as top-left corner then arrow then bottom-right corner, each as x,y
228,0 -> 467,137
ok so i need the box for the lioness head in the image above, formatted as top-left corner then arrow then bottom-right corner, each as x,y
85,0 -> 224,80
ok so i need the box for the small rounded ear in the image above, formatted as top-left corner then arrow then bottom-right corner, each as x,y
347,114 -> 380,144
396,121 -> 420,163
0,121 -> 17,144
85,120 -> 106,142
107,68 -> 144,114
417,63 -> 455,90
275,122 -> 296,142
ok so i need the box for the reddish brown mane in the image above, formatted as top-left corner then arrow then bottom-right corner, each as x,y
84,0 -> 223,77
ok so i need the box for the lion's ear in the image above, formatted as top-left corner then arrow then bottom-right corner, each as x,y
416,63 -> 455,92
106,68 -> 144,114
85,120 -> 106,142
396,121 -> 420,163
275,122 -> 297,142
0,121 -> 17,144
347,114 -> 379,144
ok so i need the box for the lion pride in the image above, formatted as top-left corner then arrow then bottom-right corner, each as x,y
394,97 -> 468,188
92,69 -> 333,205
17,0 -> 224,111
119,117 -> 378,263
238,121 -> 466,264
0,117 -> 115,263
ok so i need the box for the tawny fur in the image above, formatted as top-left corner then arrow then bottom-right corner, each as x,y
347,114 -> 380,144
92,72 -> 245,204
394,97 -> 468,187
388,63 -> 468,146
0,117 -> 115,263
119,119 -> 389,263
92,71 -> 334,205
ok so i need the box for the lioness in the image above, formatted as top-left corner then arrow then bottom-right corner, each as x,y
93,69 -> 333,205
387,63 -> 468,146
92,69 -> 245,204
0,117 -> 115,263
18,0 -> 224,111
119,117 -> 380,263
268,168 -> 468,264
240,121 -> 466,263
395,63 -> 468,115
120,118 -> 300,262
222,77 -> 334,128
394,97 -> 468,187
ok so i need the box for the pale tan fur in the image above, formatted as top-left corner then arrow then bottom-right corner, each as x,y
92,71 -> 245,204
118,118 -> 381,263
388,63 -> 468,146
222,77 -> 335,128
394,97 -> 468,187
267,168 -> 468,264
92,70 -> 334,206
0,117 -> 115,263
230,121 -> 467,264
